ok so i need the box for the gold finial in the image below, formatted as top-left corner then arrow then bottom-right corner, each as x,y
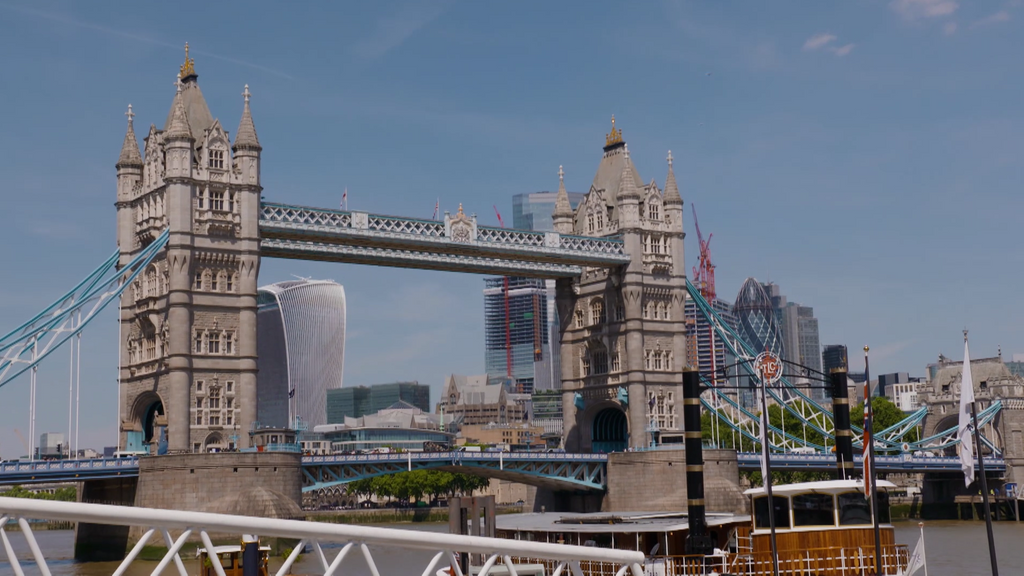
863,345 -> 870,353
457,203 -> 465,216
179,42 -> 196,79
605,114 -> 623,147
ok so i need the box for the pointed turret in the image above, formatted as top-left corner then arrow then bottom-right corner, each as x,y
552,165 -> 574,234
117,104 -> 143,169
233,84 -> 261,152
617,145 -> 641,201
663,150 -> 682,206
165,76 -> 193,141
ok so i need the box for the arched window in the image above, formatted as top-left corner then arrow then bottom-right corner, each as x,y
653,351 -> 664,371
644,350 -> 652,370
596,211 -> 604,229
665,303 -> 672,321
643,302 -> 652,320
581,354 -> 591,377
590,299 -> 605,325
574,309 -> 585,329
642,235 -> 651,253
217,271 -> 227,292
656,302 -> 665,320
208,146 -> 226,170
587,213 -> 595,233
227,273 -> 236,293
194,270 -> 203,290
146,267 -> 158,297
611,353 -> 621,373
202,270 -> 212,291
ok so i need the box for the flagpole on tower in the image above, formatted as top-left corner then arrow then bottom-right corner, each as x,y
963,330 -> 999,575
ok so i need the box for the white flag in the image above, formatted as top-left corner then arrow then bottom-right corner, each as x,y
904,529 -> 927,576
958,338 -> 976,487
758,390 -> 770,485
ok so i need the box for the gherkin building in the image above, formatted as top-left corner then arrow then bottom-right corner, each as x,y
733,277 -> 785,359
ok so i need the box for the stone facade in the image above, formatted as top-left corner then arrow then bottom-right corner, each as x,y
558,120 -> 688,451
116,47 -> 262,453
602,449 -> 746,514
920,354 -> 1024,486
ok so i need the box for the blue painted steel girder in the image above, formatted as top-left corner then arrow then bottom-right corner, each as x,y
735,452 -> 1007,474
300,453 -> 608,493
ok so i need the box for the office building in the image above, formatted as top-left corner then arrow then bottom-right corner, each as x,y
256,279 -> 346,430
38,433 -> 66,459
683,296 -> 738,384
760,282 -> 823,400
822,345 -> 848,374
460,423 -> 545,451
314,403 -> 454,453
483,277 -> 554,394
877,372 -> 910,398
887,381 -> 920,412
326,382 -> 430,423
512,191 -> 586,232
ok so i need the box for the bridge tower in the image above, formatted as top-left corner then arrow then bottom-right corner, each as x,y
115,46 -> 262,453
557,118 -> 688,452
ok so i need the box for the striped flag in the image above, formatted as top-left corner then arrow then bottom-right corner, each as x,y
863,353 -> 873,498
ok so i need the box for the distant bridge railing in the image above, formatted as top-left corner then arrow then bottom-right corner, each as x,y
0,457 -> 139,484
735,452 -> 1007,473
0,497 -> 644,576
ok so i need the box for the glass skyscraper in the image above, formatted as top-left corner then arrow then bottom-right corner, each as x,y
325,382 -> 430,423
483,277 -> 552,394
734,278 -> 785,358
512,191 -> 586,232
256,279 -> 346,429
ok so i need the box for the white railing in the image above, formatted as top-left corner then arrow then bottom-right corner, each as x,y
0,497 -> 644,576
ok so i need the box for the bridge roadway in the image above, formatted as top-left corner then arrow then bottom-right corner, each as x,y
0,452 -> 1004,490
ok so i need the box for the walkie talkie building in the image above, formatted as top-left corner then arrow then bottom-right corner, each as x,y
256,279 -> 346,429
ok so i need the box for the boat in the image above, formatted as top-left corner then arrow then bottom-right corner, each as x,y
196,539 -> 272,576
494,478 -> 911,575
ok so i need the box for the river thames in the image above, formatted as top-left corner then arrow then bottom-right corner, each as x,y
0,520 -> 1020,575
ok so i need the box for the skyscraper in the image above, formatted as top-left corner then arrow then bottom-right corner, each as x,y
513,191 -> 586,232
733,278 -> 785,359
325,382 -> 430,423
822,344 -> 848,374
759,282 -> 824,400
256,279 -> 346,429
483,277 -> 552,394
683,296 -> 738,383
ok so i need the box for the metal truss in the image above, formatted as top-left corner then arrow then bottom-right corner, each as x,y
0,457 -> 139,485
685,279 -> 1003,455
0,497 -> 644,576
259,202 -> 631,273
0,231 -> 169,389
300,453 -> 608,493
735,452 -> 1006,474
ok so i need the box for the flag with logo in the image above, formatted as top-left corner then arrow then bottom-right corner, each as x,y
959,337 -> 976,487
903,524 -> 927,576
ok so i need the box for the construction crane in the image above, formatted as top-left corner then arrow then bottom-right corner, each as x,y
493,206 -> 513,388
14,428 -> 29,456
691,204 -> 718,383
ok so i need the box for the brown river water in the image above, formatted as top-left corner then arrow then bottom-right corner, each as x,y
0,520 -> 1021,575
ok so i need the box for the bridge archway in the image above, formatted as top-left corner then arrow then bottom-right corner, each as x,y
129,391 -> 165,446
203,432 -> 227,453
591,407 -> 628,453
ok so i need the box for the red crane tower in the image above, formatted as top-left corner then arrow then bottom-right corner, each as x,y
691,204 -> 718,385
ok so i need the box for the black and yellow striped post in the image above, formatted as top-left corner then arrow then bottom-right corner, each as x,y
683,367 -> 714,556
830,368 -> 855,480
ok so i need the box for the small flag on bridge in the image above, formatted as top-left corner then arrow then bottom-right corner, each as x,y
341,188 -> 348,211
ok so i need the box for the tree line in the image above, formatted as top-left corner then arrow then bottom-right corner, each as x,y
345,470 -> 491,504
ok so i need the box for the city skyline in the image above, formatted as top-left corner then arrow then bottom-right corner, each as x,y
0,2 -> 1022,456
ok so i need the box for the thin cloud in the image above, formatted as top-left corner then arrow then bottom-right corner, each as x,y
970,11 -> 1011,29
889,0 -> 959,20
803,33 -> 837,51
832,44 -> 855,57
352,2 -> 451,60
0,4 -> 294,79
944,21 -> 959,35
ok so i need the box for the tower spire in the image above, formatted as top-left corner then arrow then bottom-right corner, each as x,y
663,150 -> 682,205
617,144 -> 640,200
233,84 -> 261,151
179,42 -> 197,81
165,74 -> 192,140
116,104 -> 143,169
552,165 -> 574,234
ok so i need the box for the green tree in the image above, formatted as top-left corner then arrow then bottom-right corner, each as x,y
853,396 -> 920,447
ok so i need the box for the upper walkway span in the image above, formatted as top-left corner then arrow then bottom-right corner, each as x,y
259,202 -> 631,278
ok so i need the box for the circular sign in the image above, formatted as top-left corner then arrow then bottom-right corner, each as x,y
753,351 -> 783,385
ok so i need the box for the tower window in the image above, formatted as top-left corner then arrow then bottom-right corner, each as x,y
226,274 -> 235,292
649,202 -> 660,221
209,149 -> 225,169
574,309 -> 584,329
208,332 -> 221,354
194,332 -> 203,354
194,271 -> 203,290
225,332 -> 234,355
211,274 -> 219,292
211,191 -> 225,211
226,381 -> 234,393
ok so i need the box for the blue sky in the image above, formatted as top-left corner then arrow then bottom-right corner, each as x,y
0,0 -> 1021,457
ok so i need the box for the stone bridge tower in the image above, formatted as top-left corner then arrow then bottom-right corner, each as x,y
920,354 -> 1024,486
557,118 -> 688,452
115,46 -> 262,453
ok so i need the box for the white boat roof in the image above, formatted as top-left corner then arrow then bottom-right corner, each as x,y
744,479 -> 897,497
496,511 -> 750,534
198,545 -> 272,555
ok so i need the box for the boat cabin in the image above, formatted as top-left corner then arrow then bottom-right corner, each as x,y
495,510 -> 750,557
743,479 -> 909,574
196,543 -> 271,576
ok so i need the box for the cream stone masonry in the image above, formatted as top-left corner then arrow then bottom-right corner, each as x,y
558,122 -> 689,452
116,47 -> 262,453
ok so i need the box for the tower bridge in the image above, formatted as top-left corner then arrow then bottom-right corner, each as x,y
3,46 -> 1024,498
